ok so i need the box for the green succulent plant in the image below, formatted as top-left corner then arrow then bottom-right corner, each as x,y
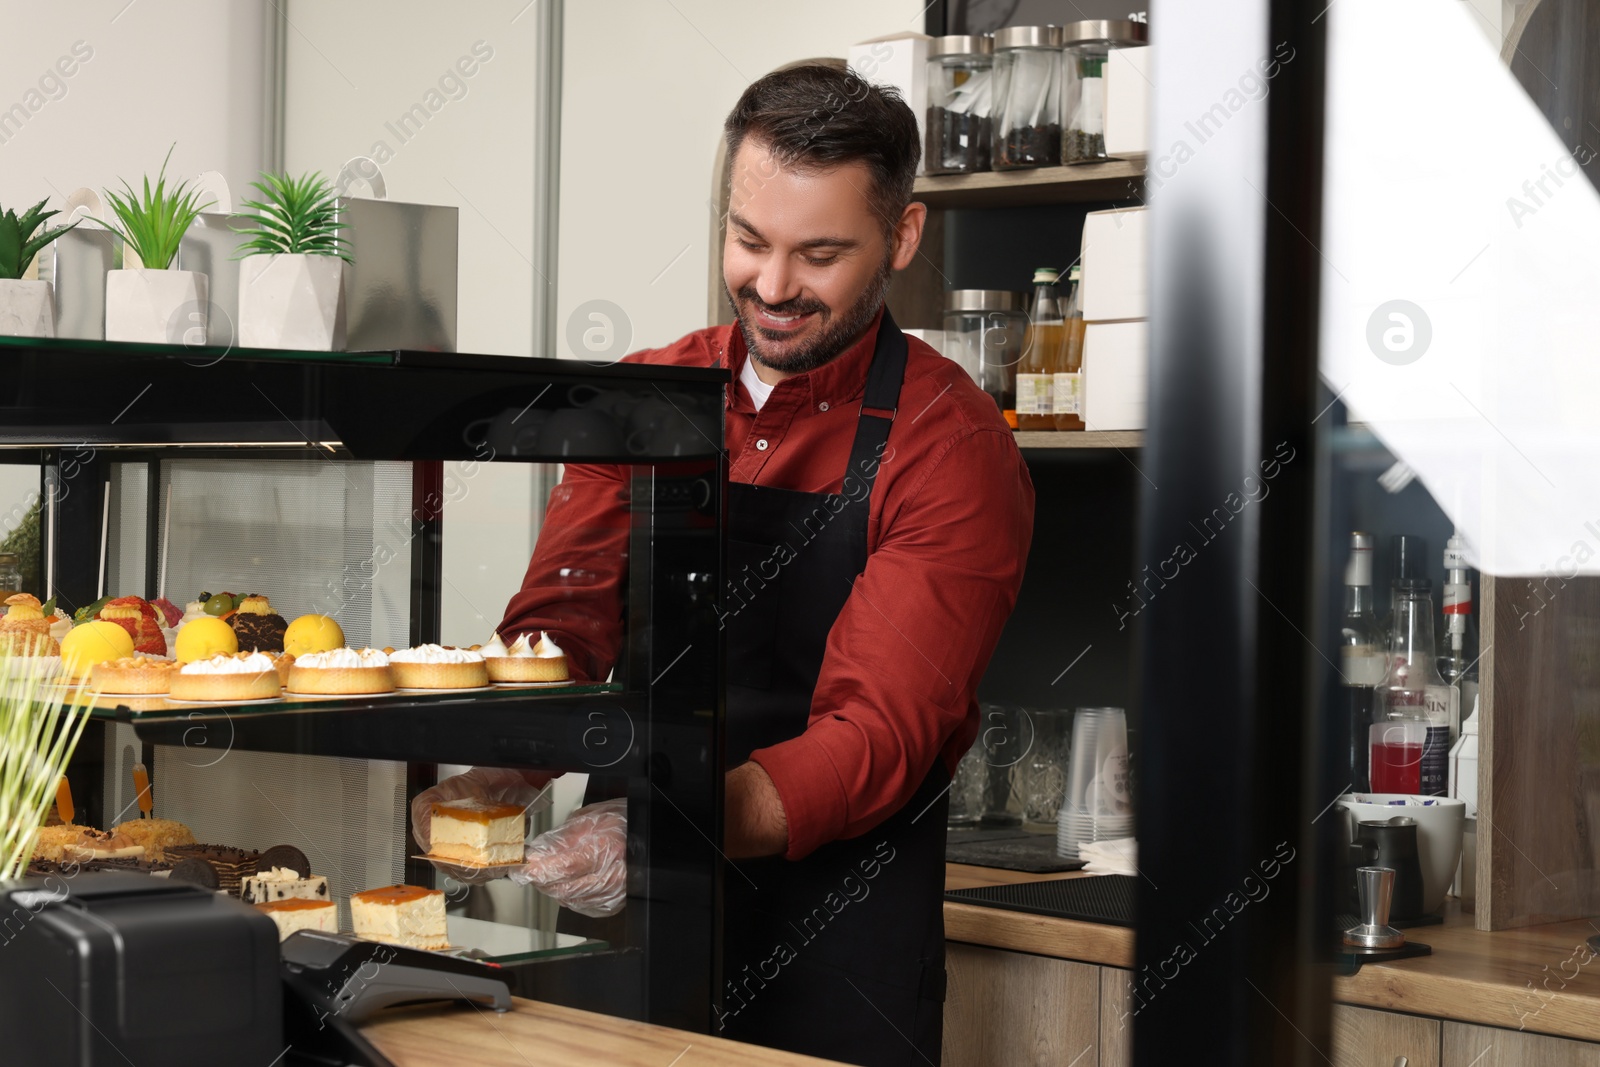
0,199 -> 79,281
92,145 -> 214,270
234,171 -> 351,260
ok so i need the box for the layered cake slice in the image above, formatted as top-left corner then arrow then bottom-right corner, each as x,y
164,844 -> 261,895
240,866 -> 330,904
429,800 -> 526,866
350,885 -> 449,950
255,899 -> 338,941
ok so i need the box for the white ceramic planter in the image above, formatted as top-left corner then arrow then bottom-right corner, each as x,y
238,253 -> 347,351
105,268 -> 209,345
0,279 -> 55,338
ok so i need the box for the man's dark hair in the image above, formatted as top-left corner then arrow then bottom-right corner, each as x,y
723,64 -> 921,235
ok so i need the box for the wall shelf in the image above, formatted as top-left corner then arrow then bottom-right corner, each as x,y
1014,430 -> 1144,450
913,155 -> 1147,210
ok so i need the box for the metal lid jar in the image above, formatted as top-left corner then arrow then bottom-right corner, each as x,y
1061,20 -> 1148,164
991,25 -> 1064,171
942,290 -> 1027,421
924,35 -> 996,175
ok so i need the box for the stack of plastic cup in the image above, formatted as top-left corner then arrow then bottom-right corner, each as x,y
1056,707 -> 1134,858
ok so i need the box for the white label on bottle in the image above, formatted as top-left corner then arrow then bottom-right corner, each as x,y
1016,373 -> 1052,416
1425,683 -> 1459,736
1052,371 -> 1082,415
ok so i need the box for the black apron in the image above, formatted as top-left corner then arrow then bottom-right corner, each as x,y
716,312 -> 949,1066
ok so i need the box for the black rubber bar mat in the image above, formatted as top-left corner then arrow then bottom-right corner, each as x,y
945,874 -> 1137,926
945,833 -> 1088,874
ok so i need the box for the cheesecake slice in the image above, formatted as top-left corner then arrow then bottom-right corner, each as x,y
350,885 -> 449,950
240,866 -> 330,905
255,899 -> 337,941
430,799 -> 525,866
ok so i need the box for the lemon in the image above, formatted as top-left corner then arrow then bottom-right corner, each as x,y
60,621 -> 135,679
284,614 -> 345,657
175,616 -> 239,664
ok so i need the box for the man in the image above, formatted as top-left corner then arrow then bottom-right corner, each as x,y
414,64 -> 1034,1065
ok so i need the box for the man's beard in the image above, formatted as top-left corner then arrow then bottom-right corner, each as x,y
727,255 -> 893,375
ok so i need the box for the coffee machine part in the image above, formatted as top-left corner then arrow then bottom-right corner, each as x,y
1344,866 -> 1406,949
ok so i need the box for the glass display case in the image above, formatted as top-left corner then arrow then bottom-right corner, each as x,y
0,334 -> 729,1034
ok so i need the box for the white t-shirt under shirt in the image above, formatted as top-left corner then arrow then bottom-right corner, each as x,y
740,356 -> 775,411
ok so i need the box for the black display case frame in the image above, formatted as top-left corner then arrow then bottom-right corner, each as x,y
0,334 -> 730,1036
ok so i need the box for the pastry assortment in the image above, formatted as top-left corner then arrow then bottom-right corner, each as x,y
482,631 -> 570,683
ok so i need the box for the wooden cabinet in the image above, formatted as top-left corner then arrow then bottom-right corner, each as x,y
942,943 -> 1100,1067
1443,1022 -> 1600,1066
1331,1005 -> 1441,1067
1099,968 -> 1134,1067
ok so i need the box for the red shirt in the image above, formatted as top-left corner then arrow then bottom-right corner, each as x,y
499,310 -> 1035,860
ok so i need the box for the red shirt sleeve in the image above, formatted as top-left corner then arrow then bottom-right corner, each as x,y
748,427 -> 1036,860
496,462 -> 630,684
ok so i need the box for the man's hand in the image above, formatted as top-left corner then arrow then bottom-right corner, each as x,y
725,761 -> 788,859
410,767 -> 553,885
511,798 -> 628,916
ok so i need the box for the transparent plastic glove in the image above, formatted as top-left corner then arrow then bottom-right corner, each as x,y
410,767 -> 552,886
509,798 -> 627,917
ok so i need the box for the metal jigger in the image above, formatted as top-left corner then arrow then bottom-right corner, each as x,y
1344,866 -> 1406,949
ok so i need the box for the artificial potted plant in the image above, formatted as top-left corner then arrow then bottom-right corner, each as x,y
0,200 -> 78,338
94,147 -> 214,344
234,171 -> 350,350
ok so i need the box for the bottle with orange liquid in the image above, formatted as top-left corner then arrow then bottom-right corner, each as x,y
1053,264 -> 1086,430
1017,268 -> 1065,430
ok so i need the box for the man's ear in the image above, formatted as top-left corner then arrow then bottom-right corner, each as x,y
890,201 -> 927,271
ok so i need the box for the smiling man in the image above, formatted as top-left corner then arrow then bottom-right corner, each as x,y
414,64 -> 1035,1066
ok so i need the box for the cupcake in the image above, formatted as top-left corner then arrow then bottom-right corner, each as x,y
229,595 -> 288,654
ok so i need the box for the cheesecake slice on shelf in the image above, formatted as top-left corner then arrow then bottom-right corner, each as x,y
350,885 -> 449,951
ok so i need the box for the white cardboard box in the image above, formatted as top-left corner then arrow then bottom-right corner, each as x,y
849,35 -> 930,174
1105,45 -> 1150,158
1084,320 -> 1148,431
1080,207 -> 1148,322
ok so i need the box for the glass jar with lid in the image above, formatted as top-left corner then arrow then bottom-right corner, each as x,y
942,290 -> 1027,426
991,25 -> 1064,171
925,35 -> 995,175
1062,20 -> 1148,164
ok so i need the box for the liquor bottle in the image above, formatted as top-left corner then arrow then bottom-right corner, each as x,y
1052,265 -> 1086,431
1340,533 -> 1384,792
1438,532 -> 1480,717
1017,269 -> 1062,431
1370,578 -> 1456,795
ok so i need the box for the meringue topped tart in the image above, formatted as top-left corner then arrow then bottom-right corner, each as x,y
386,644 -> 488,689
483,631 -> 570,683
168,651 -> 283,701
429,799 -> 526,865
287,647 -> 394,695
350,885 -> 449,950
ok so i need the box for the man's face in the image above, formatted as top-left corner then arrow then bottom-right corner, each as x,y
722,139 -> 920,375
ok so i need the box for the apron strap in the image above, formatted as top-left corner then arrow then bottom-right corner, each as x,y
845,310 -> 909,494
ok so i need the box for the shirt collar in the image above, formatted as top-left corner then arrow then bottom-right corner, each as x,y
722,307 -> 885,414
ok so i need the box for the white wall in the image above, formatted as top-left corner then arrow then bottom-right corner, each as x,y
0,0 -> 265,230
281,1 -> 547,646
556,1 -> 926,354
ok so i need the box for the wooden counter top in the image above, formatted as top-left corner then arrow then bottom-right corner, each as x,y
942,863 -> 1600,1043
361,996 -> 843,1067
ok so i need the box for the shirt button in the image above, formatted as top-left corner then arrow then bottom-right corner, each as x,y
755,438 -> 769,451
818,401 -> 830,412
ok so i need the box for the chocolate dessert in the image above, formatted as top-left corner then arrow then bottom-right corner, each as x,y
229,596 -> 288,654
165,843 -> 261,895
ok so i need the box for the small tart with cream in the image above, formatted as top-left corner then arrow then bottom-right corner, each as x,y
92,656 -> 178,694
386,644 -> 488,689
484,631 -> 570,683
169,651 -> 283,701
287,648 -> 395,695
